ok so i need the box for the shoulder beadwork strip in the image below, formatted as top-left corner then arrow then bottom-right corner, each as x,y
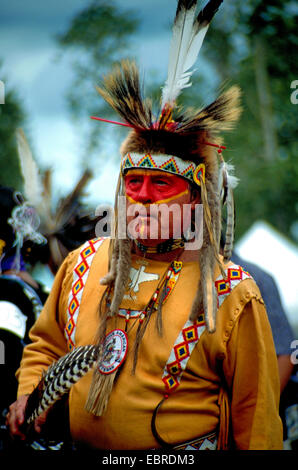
65,238 -> 106,351
162,263 -> 252,392
215,263 -> 252,308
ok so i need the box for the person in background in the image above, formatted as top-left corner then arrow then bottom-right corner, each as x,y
0,176 -> 99,450
0,185 -> 48,449
231,250 -> 294,394
227,246 -> 297,450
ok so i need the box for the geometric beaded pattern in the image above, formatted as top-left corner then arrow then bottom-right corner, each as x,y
162,313 -> 206,392
174,431 -> 218,451
122,152 -> 197,184
162,260 -> 183,304
215,263 -> 252,308
65,237 -> 105,351
162,263 -> 252,393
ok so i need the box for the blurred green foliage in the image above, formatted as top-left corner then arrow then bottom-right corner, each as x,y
56,0 -> 139,158
0,63 -> 26,190
185,0 -> 298,242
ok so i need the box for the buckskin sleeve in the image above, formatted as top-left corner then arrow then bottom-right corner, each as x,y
223,294 -> 283,449
16,249 -> 78,397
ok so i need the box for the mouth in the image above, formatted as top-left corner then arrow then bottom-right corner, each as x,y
134,214 -> 160,239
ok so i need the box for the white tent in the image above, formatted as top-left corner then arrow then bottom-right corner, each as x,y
235,220 -> 298,334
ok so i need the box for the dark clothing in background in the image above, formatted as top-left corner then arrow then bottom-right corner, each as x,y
232,252 -> 297,449
0,275 -> 47,432
232,252 -> 294,355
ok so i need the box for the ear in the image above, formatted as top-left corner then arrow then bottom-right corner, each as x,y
190,186 -> 201,209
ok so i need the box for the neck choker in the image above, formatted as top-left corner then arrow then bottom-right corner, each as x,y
134,238 -> 184,254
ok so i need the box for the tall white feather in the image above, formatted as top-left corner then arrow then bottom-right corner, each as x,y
161,1 -> 198,108
161,0 -> 223,109
16,128 -> 43,209
218,162 -> 239,198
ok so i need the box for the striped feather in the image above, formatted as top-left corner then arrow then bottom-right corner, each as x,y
25,345 -> 99,424
223,186 -> 235,263
218,162 -> 238,263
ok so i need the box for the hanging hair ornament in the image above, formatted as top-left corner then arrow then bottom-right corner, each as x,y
217,152 -> 239,263
7,192 -> 47,271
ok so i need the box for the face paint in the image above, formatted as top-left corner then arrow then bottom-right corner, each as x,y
124,170 -> 190,205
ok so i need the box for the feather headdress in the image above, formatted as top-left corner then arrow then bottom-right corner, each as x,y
16,129 -> 99,272
87,0 -> 241,415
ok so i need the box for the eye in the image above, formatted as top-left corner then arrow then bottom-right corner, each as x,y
125,176 -> 142,185
156,180 -> 168,185
153,177 -> 171,186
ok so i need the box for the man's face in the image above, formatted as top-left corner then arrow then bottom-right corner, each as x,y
124,169 -> 199,244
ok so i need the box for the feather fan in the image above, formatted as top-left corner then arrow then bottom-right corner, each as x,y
16,128 -> 44,209
24,345 -> 99,426
161,0 -> 224,110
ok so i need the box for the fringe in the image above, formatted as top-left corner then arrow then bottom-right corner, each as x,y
217,386 -> 230,450
132,306 -> 155,374
85,367 -> 118,416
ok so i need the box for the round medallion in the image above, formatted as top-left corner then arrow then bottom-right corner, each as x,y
98,329 -> 128,375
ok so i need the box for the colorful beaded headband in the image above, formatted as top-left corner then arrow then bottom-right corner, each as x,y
121,152 -> 205,187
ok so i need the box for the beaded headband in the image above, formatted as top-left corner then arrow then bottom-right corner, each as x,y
121,152 -> 205,187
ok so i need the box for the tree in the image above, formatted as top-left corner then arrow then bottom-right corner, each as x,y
198,0 -> 298,243
56,0 -> 139,160
0,62 -> 26,190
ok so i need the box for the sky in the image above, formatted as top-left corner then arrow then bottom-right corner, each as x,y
0,0 -> 176,205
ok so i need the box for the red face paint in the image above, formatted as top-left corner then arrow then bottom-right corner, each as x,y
124,170 -> 190,204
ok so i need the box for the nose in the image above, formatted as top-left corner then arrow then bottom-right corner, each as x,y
137,176 -> 153,204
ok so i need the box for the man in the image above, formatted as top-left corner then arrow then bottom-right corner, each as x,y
7,0 -> 283,450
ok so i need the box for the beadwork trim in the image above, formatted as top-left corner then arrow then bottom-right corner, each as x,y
122,152 -> 205,185
65,238 -> 105,351
162,263 -> 252,392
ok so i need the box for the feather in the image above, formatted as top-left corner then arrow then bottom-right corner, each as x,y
161,0 -> 224,109
218,162 -> 238,263
16,128 -> 44,209
177,85 -> 241,134
96,60 -> 152,129
218,161 -> 239,203
24,345 -> 99,425
54,169 -> 92,229
222,185 -> 235,263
